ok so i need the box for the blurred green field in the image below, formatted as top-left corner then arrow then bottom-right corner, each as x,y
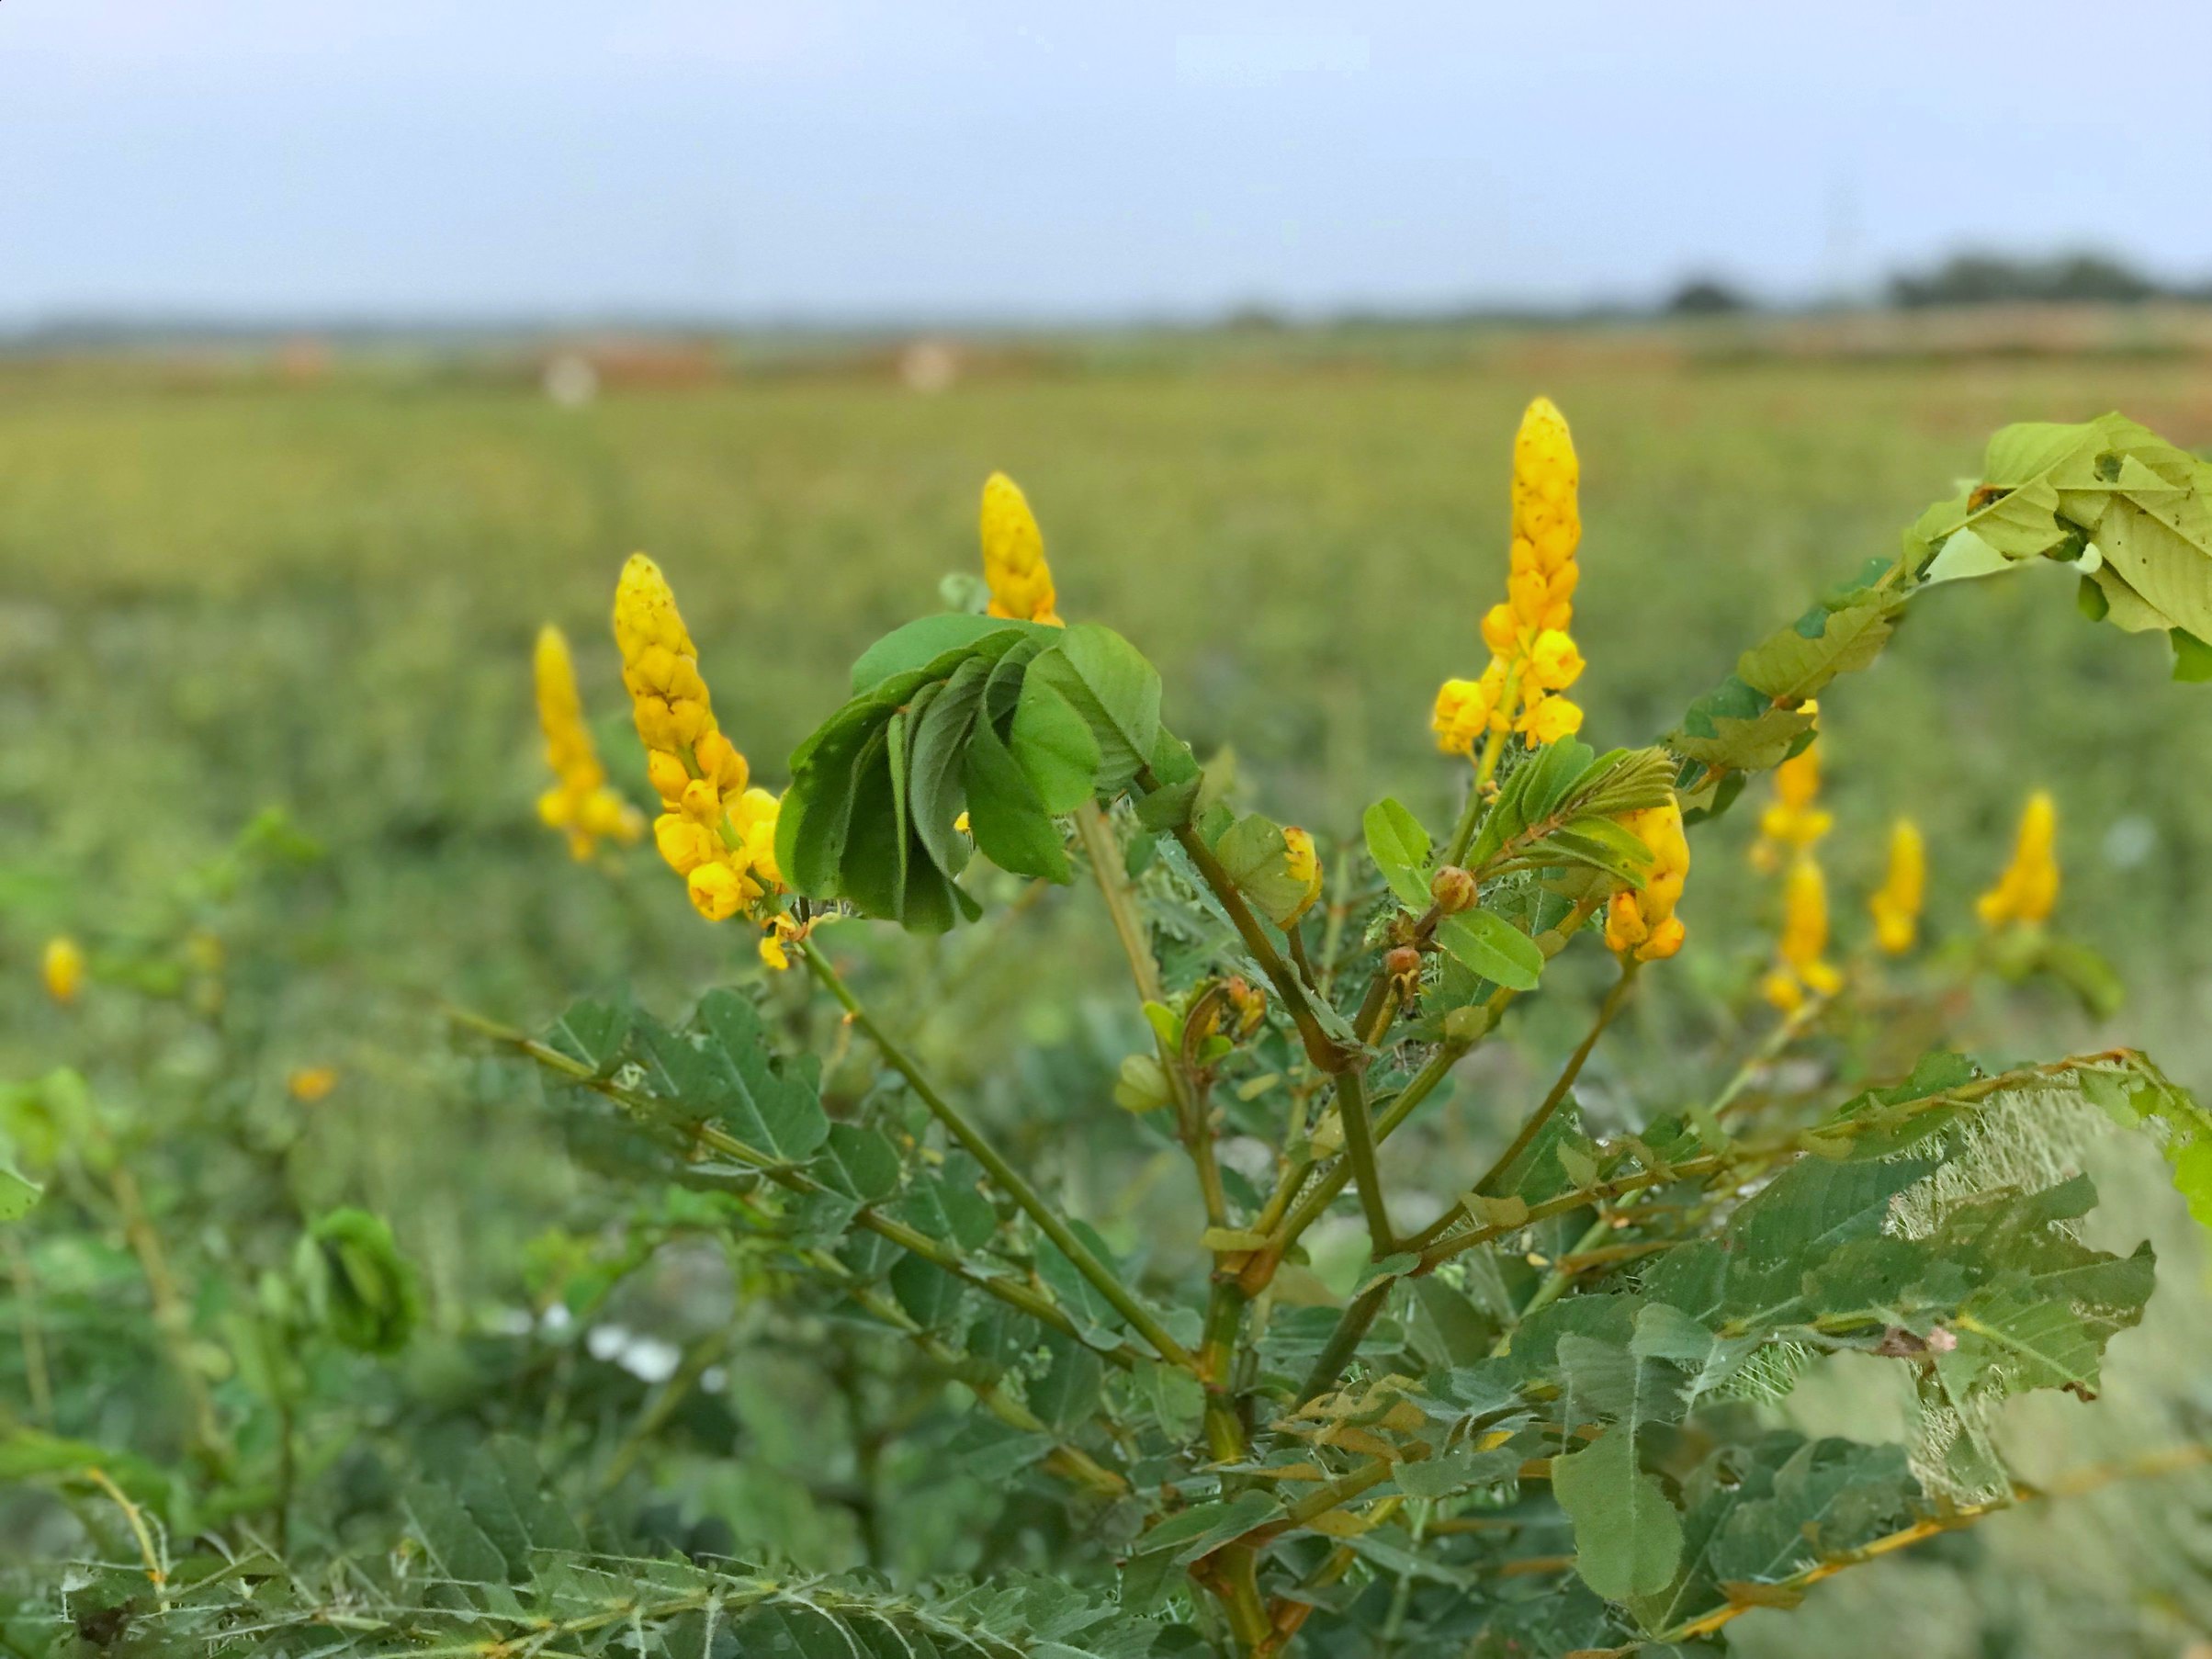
4,350 -> 2207,1054
6,348 -> 2212,1654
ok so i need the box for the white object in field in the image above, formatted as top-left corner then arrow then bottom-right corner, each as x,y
544,353 -> 601,408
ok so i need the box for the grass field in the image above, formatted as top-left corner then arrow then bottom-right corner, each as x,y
4,349 -> 2208,1047
6,344 -> 2212,1653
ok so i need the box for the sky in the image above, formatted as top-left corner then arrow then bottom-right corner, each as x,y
6,1 -> 2212,326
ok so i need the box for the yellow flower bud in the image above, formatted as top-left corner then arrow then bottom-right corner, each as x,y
980,471 -> 1064,626
1481,604 -> 1519,657
646,750 -> 692,806
42,936 -> 84,1005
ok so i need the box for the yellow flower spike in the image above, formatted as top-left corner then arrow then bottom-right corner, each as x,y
533,625 -> 645,860
1752,712 -> 1834,871
42,936 -> 85,1005
1281,827 -> 1325,924
1606,798 -> 1689,963
979,472 -> 1065,626
611,555 -> 783,922
1766,854 -> 1841,1010
1978,791 -> 2060,928
1433,397 -> 1589,759
1869,818 -> 1926,954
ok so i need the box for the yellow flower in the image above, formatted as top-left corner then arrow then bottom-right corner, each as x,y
1525,629 -> 1584,693
1431,397 -> 1589,757
1765,855 -> 1843,1010
42,936 -> 84,1005
288,1066 -> 340,1103
979,472 -> 1064,626
612,555 -> 783,923
534,625 -> 645,860
1977,791 -> 2059,928
1606,797 -> 1689,963
1517,693 -> 1584,745
1431,677 -> 1492,756
1868,818 -> 1925,954
1281,826 -> 1324,924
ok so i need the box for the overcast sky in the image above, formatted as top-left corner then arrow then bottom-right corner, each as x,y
6,1 -> 2210,324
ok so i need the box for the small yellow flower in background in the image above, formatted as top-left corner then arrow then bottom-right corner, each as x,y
288,1066 -> 340,1103
1977,791 -> 2060,928
534,625 -> 646,860
1605,797 -> 1689,963
979,472 -> 1065,626
42,936 -> 84,1005
1752,707 -> 1833,873
612,554 -> 784,925
1281,826 -> 1325,924
1430,397 -> 1587,757
1868,818 -> 1926,954
1763,856 -> 1844,1011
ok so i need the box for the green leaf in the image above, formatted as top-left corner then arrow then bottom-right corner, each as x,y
963,717 -> 1073,882
1735,597 -> 1902,704
1668,674 -> 1815,775
1435,911 -> 1544,991
636,991 -> 830,1162
1130,1489 -> 1281,1563
1552,1426 -> 1682,1603
812,1123 -> 902,1205
1029,1330 -> 1105,1432
906,657 -> 989,880
849,614 -> 1042,694
1213,813 -> 1313,929
2173,627 -> 2212,683
546,999 -> 630,1075
1023,624 -> 1162,793
1363,797 -> 1434,909
1010,673 -> 1104,813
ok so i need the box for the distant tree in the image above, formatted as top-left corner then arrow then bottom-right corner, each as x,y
1890,250 -> 2161,308
1665,276 -> 1753,316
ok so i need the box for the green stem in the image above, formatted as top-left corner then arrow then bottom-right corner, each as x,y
1295,1279 -> 1393,1405
1442,667 -> 1522,867
798,939 -> 1199,1372
1336,1068 -> 1394,1258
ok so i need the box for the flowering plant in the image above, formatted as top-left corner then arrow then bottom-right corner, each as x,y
481,403 -> 2212,1656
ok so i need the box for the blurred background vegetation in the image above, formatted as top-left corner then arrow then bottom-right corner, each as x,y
4,325 -> 2211,1654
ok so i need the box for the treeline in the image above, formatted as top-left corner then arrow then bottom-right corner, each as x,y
1670,250 -> 2208,315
